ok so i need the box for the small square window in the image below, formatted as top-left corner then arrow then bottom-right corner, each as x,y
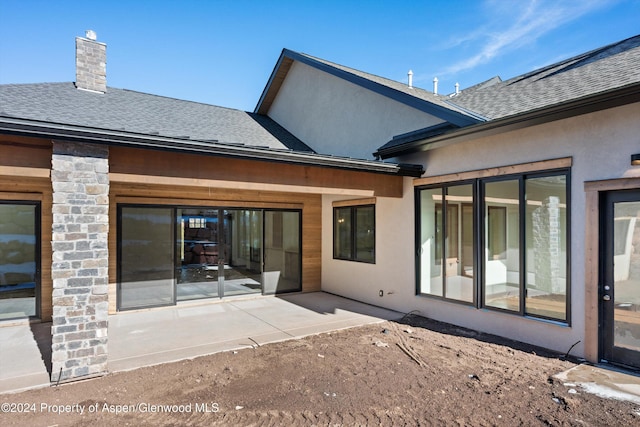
333,204 -> 375,263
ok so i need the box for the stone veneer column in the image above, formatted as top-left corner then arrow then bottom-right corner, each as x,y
51,141 -> 109,382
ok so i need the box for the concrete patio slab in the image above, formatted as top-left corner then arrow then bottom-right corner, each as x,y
1,292 -> 400,394
0,321 -> 50,394
554,363 -> 640,404
107,292 -> 402,372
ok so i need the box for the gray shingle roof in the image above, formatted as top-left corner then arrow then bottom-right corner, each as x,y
0,82 -> 312,152
448,34 -> 640,120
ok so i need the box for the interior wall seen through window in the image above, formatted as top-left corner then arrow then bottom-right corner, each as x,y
417,171 -> 569,322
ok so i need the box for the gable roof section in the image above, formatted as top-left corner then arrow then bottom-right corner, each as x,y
255,49 -> 483,127
0,82 -> 313,152
375,34 -> 640,159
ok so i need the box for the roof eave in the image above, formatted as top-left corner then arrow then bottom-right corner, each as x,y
375,82 -> 640,159
0,116 -> 424,177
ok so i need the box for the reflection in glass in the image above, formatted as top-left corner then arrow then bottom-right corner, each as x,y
419,188 -> 443,297
223,209 -> 264,297
264,211 -> 301,294
613,201 -> 640,352
355,206 -> 375,263
525,176 -> 567,320
120,207 -> 174,309
0,203 -> 37,319
334,207 -> 352,259
444,185 -> 474,302
176,208 -> 220,301
484,180 -> 520,311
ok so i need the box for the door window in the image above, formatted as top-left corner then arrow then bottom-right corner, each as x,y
602,191 -> 640,368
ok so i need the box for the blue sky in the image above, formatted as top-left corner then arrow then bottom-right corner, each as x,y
1,0 -> 639,111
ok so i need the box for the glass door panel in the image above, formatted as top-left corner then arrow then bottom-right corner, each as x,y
176,208 -> 220,301
263,211 -> 301,294
222,209 -> 263,296
603,192 -> 640,369
0,203 -> 38,320
120,206 -> 174,309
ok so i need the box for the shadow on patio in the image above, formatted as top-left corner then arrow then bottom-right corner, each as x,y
107,291 -> 401,373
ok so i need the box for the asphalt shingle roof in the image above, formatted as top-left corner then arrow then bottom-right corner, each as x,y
448,35 -> 640,120
0,83 -> 312,152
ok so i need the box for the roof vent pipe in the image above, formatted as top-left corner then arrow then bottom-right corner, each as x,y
455,82 -> 460,95
433,77 -> 438,95
408,70 -> 413,88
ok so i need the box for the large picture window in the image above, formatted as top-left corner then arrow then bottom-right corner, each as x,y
333,204 -> 375,263
416,169 -> 570,323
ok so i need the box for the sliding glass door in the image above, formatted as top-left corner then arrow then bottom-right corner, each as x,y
221,209 -> 264,297
176,208 -> 221,301
119,205 -> 301,310
263,211 -> 301,294
119,206 -> 175,310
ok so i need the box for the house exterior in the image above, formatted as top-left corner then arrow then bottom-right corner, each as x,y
1,31 -> 639,384
256,35 -> 640,371
0,33 -> 421,382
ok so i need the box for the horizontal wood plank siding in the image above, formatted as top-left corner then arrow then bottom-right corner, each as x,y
110,146 -> 403,198
414,157 -> 573,187
332,197 -> 376,207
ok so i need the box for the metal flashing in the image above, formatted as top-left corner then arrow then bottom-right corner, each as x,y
0,116 -> 424,177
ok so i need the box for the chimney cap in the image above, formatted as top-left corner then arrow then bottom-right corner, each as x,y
85,30 -> 97,41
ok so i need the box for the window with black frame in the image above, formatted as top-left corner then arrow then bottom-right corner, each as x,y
417,184 -> 474,303
333,204 -> 375,263
416,170 -> 570,323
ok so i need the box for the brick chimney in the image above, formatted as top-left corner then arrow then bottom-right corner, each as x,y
75,30 -> 106,93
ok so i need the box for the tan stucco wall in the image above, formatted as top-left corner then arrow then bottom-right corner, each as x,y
321,102 -> 640,358
267,61 -> 445,160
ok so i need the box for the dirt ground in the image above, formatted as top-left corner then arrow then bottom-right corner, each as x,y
1,314 -> 639,426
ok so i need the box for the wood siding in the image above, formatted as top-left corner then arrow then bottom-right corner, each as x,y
110,146 -> 404,198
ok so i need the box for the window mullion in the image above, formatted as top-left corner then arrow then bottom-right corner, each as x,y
442,187 -> 447,298
351,207 -> 357,261
519,177 -> 526,316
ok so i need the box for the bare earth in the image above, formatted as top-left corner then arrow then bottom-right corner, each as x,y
1,315 -> 639,426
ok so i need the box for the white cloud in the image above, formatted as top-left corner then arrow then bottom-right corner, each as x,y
438,0 -> 617,77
